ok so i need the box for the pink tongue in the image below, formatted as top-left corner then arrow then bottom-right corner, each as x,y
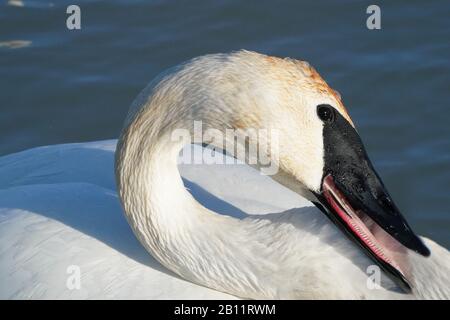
322,176 -> 410,280
359,212 -> 408,254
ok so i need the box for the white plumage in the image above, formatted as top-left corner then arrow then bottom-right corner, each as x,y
1,51 -> 449,299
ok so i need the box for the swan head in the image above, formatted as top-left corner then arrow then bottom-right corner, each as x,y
216,51 -> 431,292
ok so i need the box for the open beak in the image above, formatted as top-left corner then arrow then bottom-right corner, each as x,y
312,106 -> 430,293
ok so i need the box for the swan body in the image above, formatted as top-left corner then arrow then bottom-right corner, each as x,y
0,141 -> 237,299
2,140 -> 447,299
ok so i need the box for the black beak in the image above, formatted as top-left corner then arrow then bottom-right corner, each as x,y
312,104 -> 429,292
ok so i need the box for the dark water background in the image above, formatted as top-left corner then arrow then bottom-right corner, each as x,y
1,0 -> 449,247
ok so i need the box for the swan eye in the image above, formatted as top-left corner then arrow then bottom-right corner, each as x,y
317,104 -> 335,123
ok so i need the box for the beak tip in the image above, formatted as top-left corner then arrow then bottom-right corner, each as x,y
419,245 -> 431,257
413,236 -> 431,257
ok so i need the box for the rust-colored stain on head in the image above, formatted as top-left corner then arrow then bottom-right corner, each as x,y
304,64 -> 354,127
264,56 -> 279,65
259,53 -> 355,127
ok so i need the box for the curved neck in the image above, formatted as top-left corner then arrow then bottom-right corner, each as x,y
115,100 -> 280,298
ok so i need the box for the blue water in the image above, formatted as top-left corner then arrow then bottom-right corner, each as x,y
1,0 -> 449,247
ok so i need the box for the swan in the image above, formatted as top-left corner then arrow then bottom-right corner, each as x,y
114,50 -> 450,299
0,51 -> 448,299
